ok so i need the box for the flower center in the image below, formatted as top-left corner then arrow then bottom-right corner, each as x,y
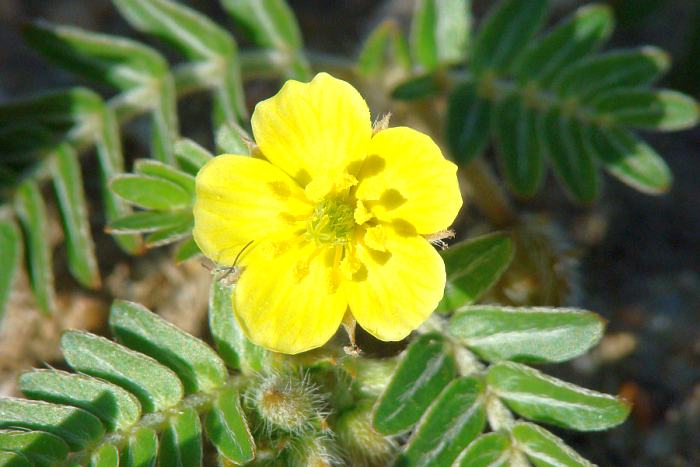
306,197 -> 355,245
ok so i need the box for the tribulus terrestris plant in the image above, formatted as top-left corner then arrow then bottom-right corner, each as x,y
0,0 -> 698,466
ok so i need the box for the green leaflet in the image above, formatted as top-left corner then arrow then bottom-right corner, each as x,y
446,81 -> 493,164
0,221 -> 20,323
487,362 -> 630,431
175,138 -> 213,175
470,0 -> 548,75
449,306 -> 605,363
19,369 -> 142,432
493,93 -> 545,196
437,233 -> 514,312
109,300 -> 228,393
113,0 -> 234,60
587,126 -> 671,194
0,451 -> 31,467
23,21 -> 168,90
514,4 -> 613,86
174,237 -> 201,263
158,407 -> 203,467
83,91 -> 142,254
444,0 -> 698,200
50,144 -> 100,289
0,430 -> 69,466
120,427 -> 158,467
553,47 -> 670,99
204,386 -> 255,464
23,22 -> 177,164
89,444 -> 119,467
111,174 -> 191,211
144,218 -> 193,248
411,0 -> 471,70
222,0 -> 301,48
134,159 -> 196,198
358,19 -> 411,78
539,109 -> 599,203
221,0 -> 309,80
107,161 -> 194,248
512,422 -> 593,467
391,73 -> 443,101
209,281 -> 268,374
108,211 -> 192,235
455,432 -> 511,467
0,87 -> 101,130
61,331 -> 184,413
399,377 -> 486,466
373,333 -> 457,435
593,89 -> 700,131
14,181 -> 55,315
0,398 -> 104,450
215,122 -> 250,155
113,0 -> 247,122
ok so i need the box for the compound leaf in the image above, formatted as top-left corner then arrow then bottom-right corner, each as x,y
109,300 -> 228,393
61,331 -> 184,413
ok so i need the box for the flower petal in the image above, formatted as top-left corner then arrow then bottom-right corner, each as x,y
193,155 -> 311,265
354,127 -> 463,234
234,240 -> 347,354
251,72 -> 372,188
345,231 -> 445,341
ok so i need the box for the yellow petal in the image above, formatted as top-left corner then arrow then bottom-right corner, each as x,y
345,231 -> 445,341
234,240 -> 347,354
193,154 -> 311,265
354,127 -> 463,234
251,72 -> 372,188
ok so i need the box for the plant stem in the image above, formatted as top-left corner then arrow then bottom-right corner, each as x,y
462,158 -> 515,227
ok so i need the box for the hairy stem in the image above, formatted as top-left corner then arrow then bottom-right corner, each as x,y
462,158 -> 515,227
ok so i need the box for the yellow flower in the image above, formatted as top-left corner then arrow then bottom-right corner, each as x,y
193,73 -> 462,354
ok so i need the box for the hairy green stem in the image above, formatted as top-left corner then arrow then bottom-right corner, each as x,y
462,158 -> 515,227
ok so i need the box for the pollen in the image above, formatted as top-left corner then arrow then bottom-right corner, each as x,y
306,197 -> 356,245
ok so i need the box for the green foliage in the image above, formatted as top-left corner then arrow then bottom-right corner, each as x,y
448,306 -> 604,363
371,237 -> 627,466
0,0 -> 665,464
437,232 -> 514,312
389,0 -> 699,201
